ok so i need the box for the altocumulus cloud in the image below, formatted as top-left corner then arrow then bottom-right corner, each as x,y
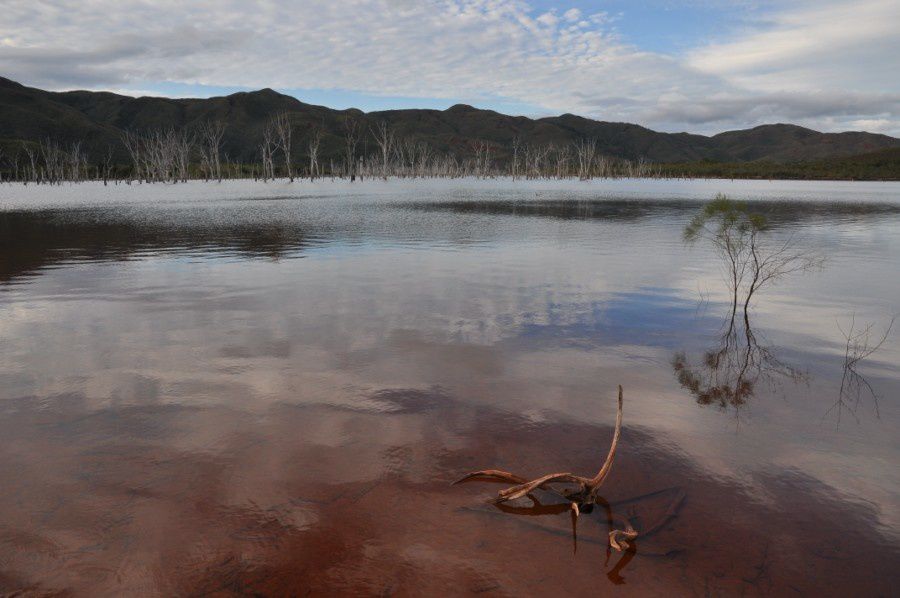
0,0 -> 897,134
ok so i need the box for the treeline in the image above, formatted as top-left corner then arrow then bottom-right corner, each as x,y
1,114 -> 896,184
0,114 -> 668,184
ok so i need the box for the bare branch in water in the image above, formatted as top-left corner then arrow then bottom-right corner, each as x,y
453,386 -> 635,550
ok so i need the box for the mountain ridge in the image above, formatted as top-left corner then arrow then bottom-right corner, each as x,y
1,76 -> 898,165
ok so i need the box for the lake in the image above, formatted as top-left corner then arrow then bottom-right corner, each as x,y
1,178 -> 899,595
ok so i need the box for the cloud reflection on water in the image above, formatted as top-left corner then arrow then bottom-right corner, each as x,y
0,180 -> 899,593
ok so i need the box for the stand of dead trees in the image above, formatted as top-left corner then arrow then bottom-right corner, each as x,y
197,120 -> 227,182
2,117 -> 678,185
121,129 -> 194,183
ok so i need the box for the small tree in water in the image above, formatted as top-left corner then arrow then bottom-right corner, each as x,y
676,195 -> 823,411
684,194 -> 823,333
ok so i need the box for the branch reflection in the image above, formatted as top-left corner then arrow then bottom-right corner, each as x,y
673,312 -> 806,411
825,316 -> 895,427
480,486 -> 684,585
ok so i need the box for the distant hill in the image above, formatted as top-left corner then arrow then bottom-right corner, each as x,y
661,147 -> 900,181
1,76 -> 898,166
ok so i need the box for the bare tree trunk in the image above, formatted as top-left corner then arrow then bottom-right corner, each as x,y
511,136 -> 521,179
307,124 -> 323,180
198,120 -> 226,182
574,138 -> 597,180
271,112 -> 293,182
371,120 -> 394,180
102,146 -> 113,186
260,121 -> 277,182
173,130 -> 194,182
11,152 -> 20,182
343,117 -> 360,181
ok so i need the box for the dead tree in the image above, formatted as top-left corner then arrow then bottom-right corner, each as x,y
120,130 -> 146,182
412,141 -> 432,178
555,145 -> 571,178
454,386 -> 637,550
511,136 -> 522,179
141,128 -> 190,183
371,120 -> 395,179
6,150 -> 19,182
169,130 -> 193,183
259,121 -> 277,181
271,112 -> 294,181
39,139 -> 65,184
101,146 -> 113,185
343,117 -> 361,180
197,120 -> 226,181
596,154 -> 610,178
392,138 -> 408,177
574,138 -> 597,180
22,144 -> 37,184
66,141 -> 86,182
526,144 -> 551,179
307,124 -> 323,180
472,140 -> 492,178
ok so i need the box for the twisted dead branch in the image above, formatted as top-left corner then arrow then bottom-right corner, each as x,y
453,386 -> 632,549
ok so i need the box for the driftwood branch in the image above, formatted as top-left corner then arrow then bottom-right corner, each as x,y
454,385 -> 632,549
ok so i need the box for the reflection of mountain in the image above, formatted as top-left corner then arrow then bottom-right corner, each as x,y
401,199 -> 689,222
402,197 -> 900,225
0,209 -> 318,283
5,195 -> 900,285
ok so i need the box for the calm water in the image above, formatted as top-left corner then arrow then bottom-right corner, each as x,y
1,179 -> 899,596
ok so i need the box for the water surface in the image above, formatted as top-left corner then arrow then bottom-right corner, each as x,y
1,179 -> 899,595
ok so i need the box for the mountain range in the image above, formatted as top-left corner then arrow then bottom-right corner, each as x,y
1,76 -> 898,166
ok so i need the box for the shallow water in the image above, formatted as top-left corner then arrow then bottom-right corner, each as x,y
1,179 -> 899,595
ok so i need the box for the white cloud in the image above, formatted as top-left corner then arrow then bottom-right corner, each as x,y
688,0 -> 900,94
536,11 -> 558,27
0,0 -> 896,135
850,119 -> 895,134
563,8 -> 581,22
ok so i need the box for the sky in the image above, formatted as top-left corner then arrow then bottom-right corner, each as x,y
1,0 -> 898,135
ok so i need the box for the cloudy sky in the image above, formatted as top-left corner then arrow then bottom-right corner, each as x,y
1,0 -> 898,135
